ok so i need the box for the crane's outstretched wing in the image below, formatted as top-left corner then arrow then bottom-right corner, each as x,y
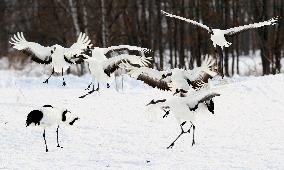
121,63 -> 171,91
186,56 -> 217,89
9,32 -> 52,64
65,32 -> 92,62
103,45 -> 151,58
161,10 -> 211,32
103,54 -> 152,77
137,74 -> 171,91
184,90 -> 220,110
223,17 -> 278,36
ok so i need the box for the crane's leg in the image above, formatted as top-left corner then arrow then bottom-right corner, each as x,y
191,123 -> 196,146
79,83 -> 99,98
162,109 -> 170,118
56,125 -> 63,148
88,83 -> 100,94
43,68 -> 54,84
96,83 -> 100,91
167,121 -> 187,149
62,68 -> 66,86
43,129 -> 48,152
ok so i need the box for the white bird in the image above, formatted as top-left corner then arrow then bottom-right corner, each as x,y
161,10 -> 278,49
146,89 -> 220,148
26,105 -> 79,152
9,32 -> 92,86
75,45 -> 152,98
121,56 -> 217,96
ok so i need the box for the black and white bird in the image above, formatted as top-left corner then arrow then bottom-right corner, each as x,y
10,32 -> 92,86
146,89 -> 220,148
26,105 -> 79,152
75,45 -> 152,98
161,10 -> 278,49
121,56 -> 217,96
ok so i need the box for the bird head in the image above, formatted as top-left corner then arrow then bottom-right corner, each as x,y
208,27 -> 214,35
50,47 -> 56,54
161,72 -> 172,81
69,117 -> 80,126
71,54 -> 90,62
50,44 -> 64,56
173,89 -> 180,96
173,89 -> 188,97
61,109 -> 80,126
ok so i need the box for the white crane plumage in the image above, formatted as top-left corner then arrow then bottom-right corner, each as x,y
9,32 -> 92,86
75,45 -> 152,98
146,89 -> 220,148
121,56 -> 217,95
161,10 -> 278,49
26,105 -> 79,152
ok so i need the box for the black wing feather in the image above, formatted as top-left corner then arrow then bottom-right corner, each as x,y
64,56 -> 74,64
105,48 -> 144,59
104,59 -> 139,77
190,73 -> 214,89
188,93 -> 220,111
104,62 -> 122,77
23,50 -> 52,64
137,74 -> 171,91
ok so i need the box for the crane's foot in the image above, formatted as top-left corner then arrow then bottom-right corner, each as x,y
167,142 -> 174,149
192,140 -> 195,146
43,79 -> 49,84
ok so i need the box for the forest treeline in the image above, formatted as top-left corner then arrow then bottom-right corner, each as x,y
0,0 -> 283,76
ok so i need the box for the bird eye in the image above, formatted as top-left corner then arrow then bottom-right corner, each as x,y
51,50 -> 54,54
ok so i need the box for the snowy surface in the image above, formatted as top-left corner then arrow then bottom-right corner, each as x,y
1,70 -> 284,169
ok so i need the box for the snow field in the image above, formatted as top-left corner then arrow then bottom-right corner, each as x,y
1,72 -> 284,169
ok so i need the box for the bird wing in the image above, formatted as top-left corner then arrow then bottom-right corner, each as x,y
185,90 -> 220,109
122,64 -> 171,91
186,56 -> 217,89
9,32 -> 52,64
65,32 -> 92,60
223,17 -> 278,36
103,45 -> 151,57
161,10 -> 211,32
137,74 -> 171,91
103,54 -> 152,77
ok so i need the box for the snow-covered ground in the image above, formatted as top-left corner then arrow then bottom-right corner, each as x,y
1,69 -> 284,170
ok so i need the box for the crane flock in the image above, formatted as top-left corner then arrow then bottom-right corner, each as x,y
8,10 -> 279,151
